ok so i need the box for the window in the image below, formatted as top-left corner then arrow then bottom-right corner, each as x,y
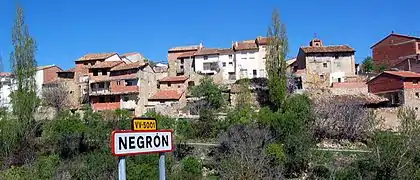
91,61 -> 96,65
222,62 -> 226,67
123,96 -> 129,102
188,81 -> 195,87
109,96 -> 115,102
180,59 -> 184,64
414,80 -> 418,85
93,70 -> 98,76
69,91 -> 73,94
229,55 -> 233,59
99,97 -> 105,103
320,75 -> 325,80
160,101 -> 165,104
263,56 -> 266,59
229,62 -> 233,65
178,85 -> 181,88
102,69 -> 107,76
334,55 -> 339,59
117,81 -> 121,85
99,82 -> 104,88
204,56 -> 208,60
228,72 -> 236,80
203,62 -> 218,71
338,78 -> 342,83
259,69 -> 265,78
168,83 -> 171,87
157,83 -> 160,89
416,92 -> 419,98
253,70 -> 257,77
126,79 -> 138,86
323,63 -> 327,68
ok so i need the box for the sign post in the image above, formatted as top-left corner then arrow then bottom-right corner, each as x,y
118,156 -> 126,180
112,118 -> 173,180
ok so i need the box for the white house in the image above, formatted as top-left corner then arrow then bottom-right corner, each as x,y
233,37 -> 268,79
0,72 -> 16,110
35,65 -> 62,97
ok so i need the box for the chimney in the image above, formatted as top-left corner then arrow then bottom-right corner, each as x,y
235,41 -> 238,47
199,42 -> 203,49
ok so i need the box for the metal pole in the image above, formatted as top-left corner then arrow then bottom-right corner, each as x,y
159,153 -> 166,180
119,156 -> 126,180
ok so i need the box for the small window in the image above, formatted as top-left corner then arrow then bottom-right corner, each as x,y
320,75 -> 325,80
93,70 -> 98,76
229,62 -> 233,65
229,55 -> 232,59
126,79 -> 138,86
222,62 -> 226,67
263,56 -> 266,59
188,81 -> 195,87
109,96 -> 115,102
99,82 -> 104,88
338,78 -> 342,83
334,55 -> 339,59
102,69 -> 107,76
414,80 -> 418,85
84,62 -> 88,65
416,92 -> 419,98
69,91 -> 73,94
91,61 -> 96,65
253,70 -> 257,76
168,83 -> 171,87
160,101 -> 165,104
204,56 -> 208,60
99,97 -> 105,103
178,85 -> 181,88
123,96 -> 129,102
157,83 -> 160,89
323,63 -> 327,68
180,59 -> 184,64
117,81 -> 121,85
416,107 -> 419,111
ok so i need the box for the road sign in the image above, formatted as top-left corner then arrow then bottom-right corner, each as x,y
132,118 -> 157,131
111,130 -> 174,156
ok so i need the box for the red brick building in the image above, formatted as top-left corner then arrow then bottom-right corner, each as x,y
371,33 -> 420,69
367,71 -> 420,109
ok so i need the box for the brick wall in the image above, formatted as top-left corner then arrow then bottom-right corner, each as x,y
372,35 -> 418,67
90,95 -> 120,111
43,66 -> 61,84
403,78 -> 420,89
368,74 -> 404,94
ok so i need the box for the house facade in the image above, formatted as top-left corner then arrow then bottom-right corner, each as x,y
36,65 -> 62,96
233,37 -> 267,79
371,33 -> 420,69
0,72 -> 16,110
295,38 -> 356,88
367,71 -> 420,109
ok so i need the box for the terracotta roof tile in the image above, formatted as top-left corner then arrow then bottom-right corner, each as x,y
195,48 -> 220,56
371,33 -> 420,48
149,90 -> 183,100
59,68 -> 75,73
37,64 -> 61,70
121,52 -> 140,57
217,48 -> 234,55
90,61 -> 123,69
256,36 -> 268,45
169,45 -> 201,52
233,41 -> 258,51
76,53 -> 117,62
111,61 -> 147,71
384,71 -> 420,78
0,72 -> 12,77
301,45 -> 355,53
159,76 -> 189,82
178,51 -> 197,59
331,82 -> 367,88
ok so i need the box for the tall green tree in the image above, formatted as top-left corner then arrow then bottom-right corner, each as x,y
266,9 -> 288,110
10,4 -> 39,127
362,56 -> 374,73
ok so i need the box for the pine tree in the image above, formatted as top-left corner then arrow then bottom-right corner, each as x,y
266,9 -> 288,110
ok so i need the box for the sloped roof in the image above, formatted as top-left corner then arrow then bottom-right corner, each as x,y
233,41 -> 258,51
89,61 -> 123,69
159,76 -> 189,82
0,72 -> 12,77
195,48 -> 220,56
384,70 -> 420,78
256,36 -> 268,45
58,68 -> 75,73
371,33 -> 420,48
37,64 -> 61,70
169,45 -> 201,52
76,52 -> 117,62
301,45 -> 355,53
149,90 -> 183,100
111,61 -> 147,71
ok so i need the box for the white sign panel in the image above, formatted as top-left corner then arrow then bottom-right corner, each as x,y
111,130 -> 174,156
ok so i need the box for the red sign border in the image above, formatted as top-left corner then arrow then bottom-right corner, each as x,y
111,129 -> 174,156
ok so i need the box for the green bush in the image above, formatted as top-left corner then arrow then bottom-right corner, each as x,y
180,156 -> 202,179
176,119 -> 195,140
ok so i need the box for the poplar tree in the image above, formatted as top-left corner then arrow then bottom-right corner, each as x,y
10,4 -> 38,128
266,9 -> 288,110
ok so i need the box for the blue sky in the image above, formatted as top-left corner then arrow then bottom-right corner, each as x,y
0,0 -> 419,71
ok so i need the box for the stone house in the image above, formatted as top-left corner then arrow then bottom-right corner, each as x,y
371,33 -> 420,69
294,38 -> 356,88
367,71 -> 420,110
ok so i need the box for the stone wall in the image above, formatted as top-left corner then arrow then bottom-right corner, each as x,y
330,87 -> 368,95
